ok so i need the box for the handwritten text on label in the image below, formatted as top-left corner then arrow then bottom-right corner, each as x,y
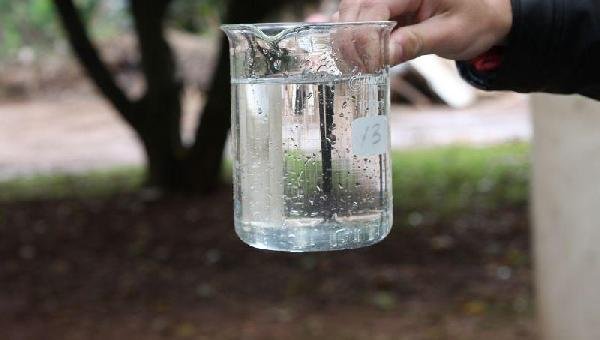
351,116 -> 389,156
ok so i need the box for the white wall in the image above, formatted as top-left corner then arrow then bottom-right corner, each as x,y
532,94 -> 600,340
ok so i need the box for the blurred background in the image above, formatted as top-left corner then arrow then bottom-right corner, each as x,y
0,0 -> 534,339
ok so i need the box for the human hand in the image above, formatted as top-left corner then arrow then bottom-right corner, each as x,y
334,0 -> 512,65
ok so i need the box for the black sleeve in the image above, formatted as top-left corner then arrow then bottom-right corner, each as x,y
457,0 -> 600,100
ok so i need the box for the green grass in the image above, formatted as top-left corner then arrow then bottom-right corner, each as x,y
0,167 -> 145,201
0,144 -> 530,220
392,143 -> 529,225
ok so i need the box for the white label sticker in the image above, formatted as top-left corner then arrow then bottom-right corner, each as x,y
351,116 -> 389,156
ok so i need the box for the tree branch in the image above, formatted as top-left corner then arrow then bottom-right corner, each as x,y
53,0 -> 135,124
187,0 -> 289,185
129,0 -> 179,99
129,0 -> 183,150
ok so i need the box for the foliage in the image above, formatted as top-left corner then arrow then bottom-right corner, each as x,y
0,0 -> 122,58
0,0 -> 224,60
0,0 -> 60,56
168,0 -> 226,33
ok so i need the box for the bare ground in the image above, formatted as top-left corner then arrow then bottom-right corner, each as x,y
0,188 -> 535,340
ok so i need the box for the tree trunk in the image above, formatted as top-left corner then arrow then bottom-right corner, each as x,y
129,0 -> 188,192
185,33 -> 231,193
53,0 -> 318,195
185,0 -> 291,193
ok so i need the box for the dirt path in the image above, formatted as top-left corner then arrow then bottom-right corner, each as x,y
0,96 -> 143,180
391,94 -> 530,147
0,93 -> 530,180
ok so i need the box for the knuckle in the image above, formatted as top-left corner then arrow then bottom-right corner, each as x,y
339,0 -> 359,11
404,29 -> 424,58
358,0 -> 377,8
357,0 -> 386,12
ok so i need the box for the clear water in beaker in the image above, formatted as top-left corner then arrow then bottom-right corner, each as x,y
223,22 -> 395,252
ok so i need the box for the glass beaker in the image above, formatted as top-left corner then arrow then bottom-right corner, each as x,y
222,22 -> 395,252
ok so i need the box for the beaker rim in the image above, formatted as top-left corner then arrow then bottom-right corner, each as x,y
221,21 -> 396,32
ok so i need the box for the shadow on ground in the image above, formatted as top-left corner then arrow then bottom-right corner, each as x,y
0,188 -> 534,339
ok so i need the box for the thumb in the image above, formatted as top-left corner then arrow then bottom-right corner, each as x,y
389,19 -> 445,64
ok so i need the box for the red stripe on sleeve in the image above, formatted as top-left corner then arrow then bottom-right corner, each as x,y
470,46 -> 504,72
